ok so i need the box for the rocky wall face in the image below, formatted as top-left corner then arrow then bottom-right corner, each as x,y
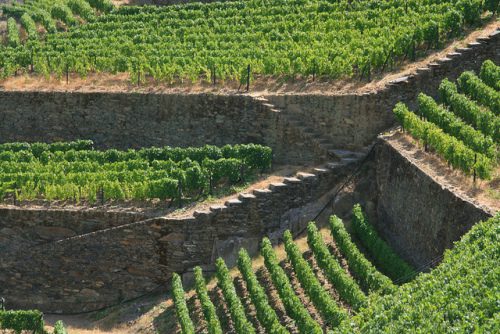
374,139 -> 493,270
0,92 -> 320,165
0,93 -> 260,149
0,162 -> 350,313
0,208 -> 147,247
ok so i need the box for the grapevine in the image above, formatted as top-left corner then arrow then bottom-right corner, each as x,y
172,273 -> 195,334
215,258 -> 256,334
329,216 -> 395,294
261,237 -> 322,334
306,222 -> 367,310
283,229 -> 347,326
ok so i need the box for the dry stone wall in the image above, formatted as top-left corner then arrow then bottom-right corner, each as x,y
0,92 -> 320,164
374,138 -> 494,270
0,162 -> 352,313
0,207 -> 148,251
0,31 -> 497,164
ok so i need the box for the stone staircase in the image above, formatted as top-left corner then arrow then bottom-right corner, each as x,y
255,95 -> 370,165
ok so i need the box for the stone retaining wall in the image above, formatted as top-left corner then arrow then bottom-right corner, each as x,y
0,207 -> 148,251
0,92 -> 321,164
0,29 -> 498,313
0,162 -> 352,313
374,138 -> 494,270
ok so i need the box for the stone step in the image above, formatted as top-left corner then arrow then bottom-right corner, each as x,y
329,149 -> 365,159
210,205 -> 227,213
416,67 -> 431,74
283,177 -> 302,184
225,198 -> 242,207
318,138 -> 331,145
269,183 -> 287,190
312,168 -> 329,175
326,162 -> 344,169
389,76 -> 409,85
238,193 -> 257,201
467,41 -> 481,48
446,52 -> 461,58
253,188 -> 272,197
437,57 -> 452,64
341,157 -> 360,164
476,36 -> 490,43
296,172 -> 317,180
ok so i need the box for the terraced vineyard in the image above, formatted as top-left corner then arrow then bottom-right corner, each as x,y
172,206 -> 500,333
394,59 -> 500,180
0,141 -> 272,203
172,205 -> 410,333
0,0 -> 496,82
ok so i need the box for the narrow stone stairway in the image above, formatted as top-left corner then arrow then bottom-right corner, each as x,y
255,96 -> 371,165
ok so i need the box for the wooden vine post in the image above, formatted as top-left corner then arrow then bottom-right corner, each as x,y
212,65 -> 216,86
473,153 -> 477,184
246,64 -> 251,92
30,49 -> 34,73
66,63 -> 69,84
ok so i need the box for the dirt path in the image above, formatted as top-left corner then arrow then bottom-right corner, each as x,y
0,21 -> 497,95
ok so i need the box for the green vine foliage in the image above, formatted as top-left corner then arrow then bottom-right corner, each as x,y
172,273 -> 195,334
479,59 -> 500,91
193,267 -> 223,334
307,222 -> 367,311
0,310 -> 45,334
215,258 -> 256,334
20,13 -> 38,40
68,0 -> 95,22
237,249 -> 289,334
51,4 -> 78,26
329,216 -> 395,295
340,214 -> 500,333
7,18 -> 21,48
53,320 -> 67,334
417,93 -> 496,158
394,103 -> 493,179
439,79 -> 500,142
458,71 -> 500,115
0,0 -> 489,82
0,142 -> 272,202
351,204 -> 415,282
261,237 -> 322,334
284,229 -> 347,327
86,0 -> 114,13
